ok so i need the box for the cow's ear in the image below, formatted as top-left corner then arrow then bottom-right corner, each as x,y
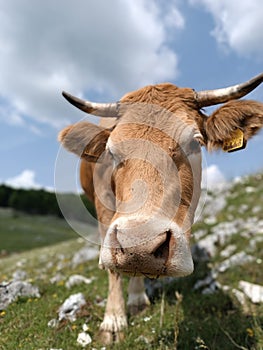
205,100 -> 263,152
58,121 -> 111,162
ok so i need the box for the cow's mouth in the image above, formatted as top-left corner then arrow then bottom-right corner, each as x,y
120,270 -> 163,279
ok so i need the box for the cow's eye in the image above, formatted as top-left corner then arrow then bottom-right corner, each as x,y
189,139 -> 200,153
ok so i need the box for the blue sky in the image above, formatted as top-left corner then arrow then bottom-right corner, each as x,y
0,0 -> 263,192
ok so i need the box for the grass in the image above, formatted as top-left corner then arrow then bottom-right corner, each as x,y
0,173 -> 263,349
0,208 -> 78,254
0,241 -> 261,349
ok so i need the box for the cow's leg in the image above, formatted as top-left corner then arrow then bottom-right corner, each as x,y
99,270 -> 127,344
127,276 -> 150,315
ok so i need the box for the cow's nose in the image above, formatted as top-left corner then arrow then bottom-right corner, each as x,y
115,228 -> 172,260
100,217 -> 193,277
100,224 -> 174,276
149,230 -> 172,260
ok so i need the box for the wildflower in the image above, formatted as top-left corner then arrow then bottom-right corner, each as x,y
0,311 -> 6,317
246,328 -> 254,337
143,316 -> 152,322
71,324 -> 77,331
195,337 -> 209,349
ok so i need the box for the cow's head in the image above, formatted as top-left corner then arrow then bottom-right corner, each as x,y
59,73 -> 263,278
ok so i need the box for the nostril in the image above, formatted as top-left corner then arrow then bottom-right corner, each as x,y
109,226 -> 124,252
152,230 -> 171,260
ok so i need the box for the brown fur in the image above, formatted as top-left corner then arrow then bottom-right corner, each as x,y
80,160 -> 94,203
120,83 -> 205,130
59,121 -> 111,160
206,100 -> 263,150
58,125 -> 74,142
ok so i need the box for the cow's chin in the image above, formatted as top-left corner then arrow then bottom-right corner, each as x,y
112,266 -> 194,279
99,249 -> 194,279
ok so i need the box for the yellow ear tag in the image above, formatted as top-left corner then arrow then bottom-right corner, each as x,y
223,129 -> 246,153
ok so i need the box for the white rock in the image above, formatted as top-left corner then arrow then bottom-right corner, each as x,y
50,273 -> 65,284
245,186 -> 255,193
65,274 -> 95,289
195,235 -> 217,257
194,271 -> 220,294
72,246 -> 98,267
252,206 -> 261,214
82,323 -> 89,332
204,216 -> 217,225
58,293 -> 86,322
217,252 -> 255,273
193,229 -> 207,240
211,221 -> 240,245
16,258 -> 27,267
202,280 -> 221,295
220,244 -> 236,258
46,261 -> 54,269
12,270 -> 27,281
194,271 -> 218,291
238,204 -> 248,214
248,236 -> 263,251
77,332 -> 92,347
238,281 -> 263,304
47,318 -> 59,328
0,281 -> 40,309
231,289 -> 247,305
222,286 -> 247,305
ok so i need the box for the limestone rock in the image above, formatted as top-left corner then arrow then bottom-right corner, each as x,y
58,293 -> 86,322
65,274 -> 95,289
238,281 -> 263,304
0,281 -> 40,310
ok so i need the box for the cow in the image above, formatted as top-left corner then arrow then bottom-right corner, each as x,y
58,73 -> 263,344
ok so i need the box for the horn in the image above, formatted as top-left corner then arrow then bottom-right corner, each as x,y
195,72 -> 263,107
62,91 -> 119,118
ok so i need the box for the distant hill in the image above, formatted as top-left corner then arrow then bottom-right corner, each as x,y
0,185 -> 97,255
0,184 -> 96,219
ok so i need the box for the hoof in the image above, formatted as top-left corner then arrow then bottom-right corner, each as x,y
99,314 -> 127,344
128,301 -> 149,316
99,329 -> 125,344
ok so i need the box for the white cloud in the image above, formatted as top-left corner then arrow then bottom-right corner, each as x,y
202,164 -> 226,190
0,0 -> 184,129
5,170 -> 42,190
190,0 -> 263,58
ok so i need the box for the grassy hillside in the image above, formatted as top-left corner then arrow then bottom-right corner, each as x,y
0,208 -> 77,254
0,173 -> 263,349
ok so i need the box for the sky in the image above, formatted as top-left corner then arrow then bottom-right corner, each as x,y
0,0 -> 263,192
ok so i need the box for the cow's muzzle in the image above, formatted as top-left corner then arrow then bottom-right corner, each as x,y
99,217 -> 194,278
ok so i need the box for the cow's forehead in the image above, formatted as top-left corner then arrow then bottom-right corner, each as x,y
110,104 -> 200,149
120,83 -> 196,108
